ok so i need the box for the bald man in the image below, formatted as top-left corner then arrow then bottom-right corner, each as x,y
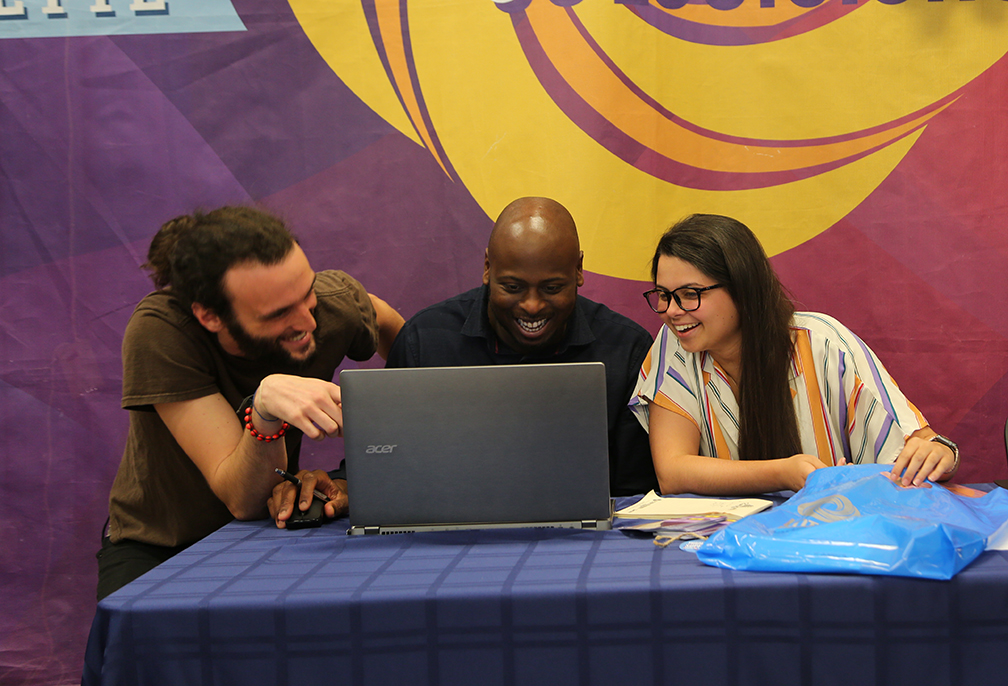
386,197 -> 658,496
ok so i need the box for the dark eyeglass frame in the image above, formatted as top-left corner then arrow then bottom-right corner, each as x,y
642,284 -> 724,313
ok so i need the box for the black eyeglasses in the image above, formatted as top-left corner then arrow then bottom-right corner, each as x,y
642,284 -> 724,313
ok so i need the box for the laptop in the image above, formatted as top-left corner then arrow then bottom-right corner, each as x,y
340,362 -> 613,535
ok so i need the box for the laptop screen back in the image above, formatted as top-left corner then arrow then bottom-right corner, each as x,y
340,362 -> 612,534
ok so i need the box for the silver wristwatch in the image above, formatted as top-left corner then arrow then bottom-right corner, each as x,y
929,434 -> 959,473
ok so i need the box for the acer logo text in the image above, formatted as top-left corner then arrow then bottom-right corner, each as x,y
365,445 -> 397,454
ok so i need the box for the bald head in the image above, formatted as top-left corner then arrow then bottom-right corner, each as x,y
487,197 -> 580,262
483,197 -> 584,355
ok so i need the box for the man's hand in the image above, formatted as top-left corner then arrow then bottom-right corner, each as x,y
254,375 -> 343,441
268,470 -> 349,529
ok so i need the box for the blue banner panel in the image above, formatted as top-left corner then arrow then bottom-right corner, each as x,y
0,0 -> 244,39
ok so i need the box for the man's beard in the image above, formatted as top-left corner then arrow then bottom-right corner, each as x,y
223,315 -> 316,369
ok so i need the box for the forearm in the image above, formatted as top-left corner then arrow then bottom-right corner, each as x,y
214,419 -> 289,520
647,401 -> 819,495
655,453 -> 792,496
157,393 -> 290,521
219,373 -> 349,516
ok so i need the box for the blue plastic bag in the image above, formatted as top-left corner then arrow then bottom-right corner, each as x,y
696,464 -> 1008,580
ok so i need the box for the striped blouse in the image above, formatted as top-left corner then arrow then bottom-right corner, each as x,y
629,312 -> 927,465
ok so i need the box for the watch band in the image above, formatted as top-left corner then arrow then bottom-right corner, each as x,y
929,434 -> 959,473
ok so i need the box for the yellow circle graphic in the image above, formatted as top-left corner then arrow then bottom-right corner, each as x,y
290,0 -> 1008,280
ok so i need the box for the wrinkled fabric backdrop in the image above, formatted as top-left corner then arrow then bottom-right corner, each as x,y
3,1 -> 1008,683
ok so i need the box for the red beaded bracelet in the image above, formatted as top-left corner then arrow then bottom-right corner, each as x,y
244,406 -> 288,442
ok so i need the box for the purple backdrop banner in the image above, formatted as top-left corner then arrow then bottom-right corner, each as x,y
2,1 -> 1008,683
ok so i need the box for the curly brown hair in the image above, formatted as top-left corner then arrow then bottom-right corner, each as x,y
143,206 -> 297,319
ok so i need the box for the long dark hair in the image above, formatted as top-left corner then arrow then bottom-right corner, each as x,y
651,214 -> 800,461
143,206 -> 296,319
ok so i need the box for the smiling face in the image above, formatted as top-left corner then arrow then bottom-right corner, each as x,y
655,254 -> 742,370
483,199 -> 584,356
214,244 -> 319,364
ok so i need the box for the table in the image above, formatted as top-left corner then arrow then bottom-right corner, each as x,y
83,511 -> 1008,686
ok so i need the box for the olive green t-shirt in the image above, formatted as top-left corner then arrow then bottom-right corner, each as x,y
108,270 -> 379,547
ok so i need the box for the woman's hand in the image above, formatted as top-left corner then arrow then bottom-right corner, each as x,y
779,454 -> 829,492
891,432 -> 956,486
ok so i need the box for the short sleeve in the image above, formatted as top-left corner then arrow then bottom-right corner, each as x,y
794,313 -> 928,465
121,301 -> 219,410
838,339 -> 927,464
313,271 -> 380,363
629,325 -> 704,434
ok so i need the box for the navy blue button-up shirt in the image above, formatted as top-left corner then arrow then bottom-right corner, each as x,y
386,286 -> 658,496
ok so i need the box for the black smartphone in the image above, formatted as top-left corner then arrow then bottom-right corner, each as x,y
286,495 -> 327,529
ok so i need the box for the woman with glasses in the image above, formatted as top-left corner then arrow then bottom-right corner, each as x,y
630,214 -> 959,495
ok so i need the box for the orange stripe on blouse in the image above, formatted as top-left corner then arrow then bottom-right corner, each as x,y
641,346 -> 654,378
847,379 -> 864,434
907,399 -> 927,428
794,330 -> 836,466
711,414 -> 731,460
652,390 -> 702,435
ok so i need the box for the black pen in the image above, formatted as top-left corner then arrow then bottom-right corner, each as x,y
274,468 -> 331,503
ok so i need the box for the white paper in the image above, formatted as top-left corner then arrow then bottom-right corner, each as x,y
615,490 -> 773,519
